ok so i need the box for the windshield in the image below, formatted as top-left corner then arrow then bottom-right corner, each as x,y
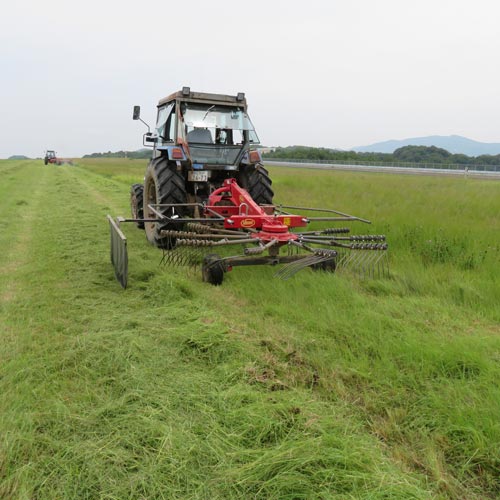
182,104 -> 259,146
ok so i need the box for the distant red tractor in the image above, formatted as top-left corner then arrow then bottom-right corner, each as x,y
44,150 -> 57,165
44,150 -> 73,166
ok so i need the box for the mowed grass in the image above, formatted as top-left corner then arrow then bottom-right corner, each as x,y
0,158 -> 498,499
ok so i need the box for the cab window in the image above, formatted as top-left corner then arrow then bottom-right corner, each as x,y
156,103 -> 175,143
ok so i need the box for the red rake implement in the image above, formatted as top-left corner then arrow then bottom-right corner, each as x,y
108,178 -> 388,287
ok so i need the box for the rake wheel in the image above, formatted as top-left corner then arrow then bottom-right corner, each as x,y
202,254 -> 225,286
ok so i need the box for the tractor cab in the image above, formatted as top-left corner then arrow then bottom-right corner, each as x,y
149,88 -> 260,168
179,102 -> 259,166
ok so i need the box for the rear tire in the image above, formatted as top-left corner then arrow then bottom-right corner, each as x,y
130,183 -> 145,229
143,157 -> 188,249
238,164 -> 274,205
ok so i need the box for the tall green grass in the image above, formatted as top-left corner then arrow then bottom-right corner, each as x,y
0,159 -> 498,499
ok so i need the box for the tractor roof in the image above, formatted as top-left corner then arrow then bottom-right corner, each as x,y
158,89 -> 247,108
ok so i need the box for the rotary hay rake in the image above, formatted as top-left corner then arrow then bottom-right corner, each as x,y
107,178 -> 388,287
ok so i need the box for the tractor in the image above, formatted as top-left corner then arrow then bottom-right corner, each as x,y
130,87 -> 273,248
43,150 -> 73,166
107,88 -> 387,287
44,150 -> 57,165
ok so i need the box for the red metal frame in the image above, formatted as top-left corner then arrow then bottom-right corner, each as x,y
204,178 -> 307,243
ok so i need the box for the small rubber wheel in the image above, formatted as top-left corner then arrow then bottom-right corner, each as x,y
312,258 -> 337,273
202,254 -> 225,285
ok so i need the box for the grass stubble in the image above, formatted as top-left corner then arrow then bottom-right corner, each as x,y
0,159 -> 498,499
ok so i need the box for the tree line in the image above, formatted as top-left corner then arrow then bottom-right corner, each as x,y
263,145 -> 500,166
83,150 -> 151,159
82,145 -> 500,166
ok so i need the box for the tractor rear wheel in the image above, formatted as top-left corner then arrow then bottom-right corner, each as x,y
143,157 -> 188,249
238,164 -> 274,205
130,183 -> 145,229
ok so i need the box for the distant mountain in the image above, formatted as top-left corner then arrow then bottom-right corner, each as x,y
353,135 -> 500,156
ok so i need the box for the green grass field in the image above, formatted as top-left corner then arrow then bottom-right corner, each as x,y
0,158 -> 499,499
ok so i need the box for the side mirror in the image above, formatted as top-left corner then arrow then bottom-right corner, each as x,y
144,133 -> 157,144
134,106 -> 152,137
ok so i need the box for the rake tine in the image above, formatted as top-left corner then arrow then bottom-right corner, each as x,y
346,249 -> 364,271
357,251 -> 375,276
377,251 -> 387,277
298,255 -> 334,274
275,257 -> 321,280
337,251 -> 357,271
334,248 -> 388,278
349,251 -> 364,277
340,251 -> 353,270
179,250 -> 187,266
366,252 -> 376,279
367,252 -> 378,278
374,251 -> 389,278
339,250 -> 351,270
275,251 -> 334,280
185,248 -> 192,266
160,253 -> 166,266
187,247 -> 195,265
290,242 -> 305,256
367,251 -> 384,278
372,252 -> 384,276
274,256 -> 313,280
334,252 -> 346,271
361,252 -> 377,278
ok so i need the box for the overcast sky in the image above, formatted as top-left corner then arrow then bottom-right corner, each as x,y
2,0 -> 500,158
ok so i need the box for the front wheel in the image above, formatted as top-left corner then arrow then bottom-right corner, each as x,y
143,157 -> 188,249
